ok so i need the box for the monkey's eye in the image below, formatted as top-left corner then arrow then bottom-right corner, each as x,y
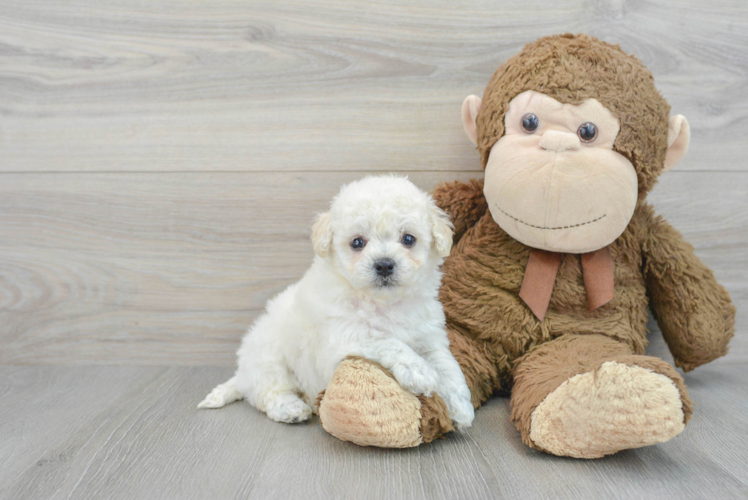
350,237 -> 366,250
577,122 -> 598,143
521,113 -> 539,133
401,234 -> 416,247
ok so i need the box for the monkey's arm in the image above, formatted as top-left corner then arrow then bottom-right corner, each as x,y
640,204 -> 736,372
432,179 -> 488,244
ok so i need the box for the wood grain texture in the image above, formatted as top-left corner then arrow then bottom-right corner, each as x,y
0,0 -> 745,365
0,170 -> 745,366
0,2 -> 746,498
0,0 -> 746,173
0,364 -> 746,499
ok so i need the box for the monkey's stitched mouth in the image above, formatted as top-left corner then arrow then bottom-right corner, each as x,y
494,204 -> 607,230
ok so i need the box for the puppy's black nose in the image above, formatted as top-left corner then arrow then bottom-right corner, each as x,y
374,259 -> 395,277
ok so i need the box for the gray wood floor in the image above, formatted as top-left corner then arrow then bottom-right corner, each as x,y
1,0 -> 747,499
1,348 -> 746,499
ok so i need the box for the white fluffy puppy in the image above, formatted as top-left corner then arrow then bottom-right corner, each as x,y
198,175 -> 474,429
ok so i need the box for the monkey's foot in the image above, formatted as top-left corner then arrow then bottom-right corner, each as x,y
318,357 -> 453,448
529,360 -> 687,459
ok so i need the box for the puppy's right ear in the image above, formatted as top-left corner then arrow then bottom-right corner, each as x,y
311,212 -> 333,258
429,202 -> 454,258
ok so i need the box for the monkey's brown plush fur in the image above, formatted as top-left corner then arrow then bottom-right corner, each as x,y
477,34 -> 671,197
318,34 -> 735,458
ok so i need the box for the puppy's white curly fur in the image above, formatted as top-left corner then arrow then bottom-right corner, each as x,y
199,175 -> 474,430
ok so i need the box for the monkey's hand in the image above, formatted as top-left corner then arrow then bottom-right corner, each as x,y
432,178 -> 488,245
641,205 -> 736,372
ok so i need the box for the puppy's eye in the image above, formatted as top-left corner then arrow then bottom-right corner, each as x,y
401,234 -> 416,247
521,113 -> 539,133
577,122 -> 598,143
350,237 -> 366,250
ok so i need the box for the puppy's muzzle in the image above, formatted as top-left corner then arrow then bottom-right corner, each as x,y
374,259 -> 395,278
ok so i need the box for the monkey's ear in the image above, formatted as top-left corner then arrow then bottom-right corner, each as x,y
311,212 -> 333,258
663,115 -> 690,172
461,95 -> 482,146
429,202 -> 454,258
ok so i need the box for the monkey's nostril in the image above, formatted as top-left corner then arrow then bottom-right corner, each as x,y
374,259 -> 395,277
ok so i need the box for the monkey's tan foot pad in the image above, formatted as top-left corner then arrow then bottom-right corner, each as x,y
318,357 -> 453,448
529,361 -> 686,459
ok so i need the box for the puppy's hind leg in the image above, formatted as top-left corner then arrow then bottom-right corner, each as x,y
234,352 -> 312,423
264,391 -> 313,424
198,376 -> 243,409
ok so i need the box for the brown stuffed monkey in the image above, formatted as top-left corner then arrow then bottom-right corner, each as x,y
317,34 -> 736,458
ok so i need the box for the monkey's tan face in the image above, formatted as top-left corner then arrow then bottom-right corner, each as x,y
483,90 -> 638,254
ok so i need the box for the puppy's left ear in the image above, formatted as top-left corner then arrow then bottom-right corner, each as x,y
311,212 -> 333,258
429,202 -> 453,258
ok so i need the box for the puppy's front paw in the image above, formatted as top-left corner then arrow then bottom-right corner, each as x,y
392,362 -> 440,396
447,396 -> 475,431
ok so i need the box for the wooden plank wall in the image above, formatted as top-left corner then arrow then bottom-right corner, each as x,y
1,0 -> 746,366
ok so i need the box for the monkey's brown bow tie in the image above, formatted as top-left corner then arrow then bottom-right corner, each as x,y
519,247 -> 615,321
